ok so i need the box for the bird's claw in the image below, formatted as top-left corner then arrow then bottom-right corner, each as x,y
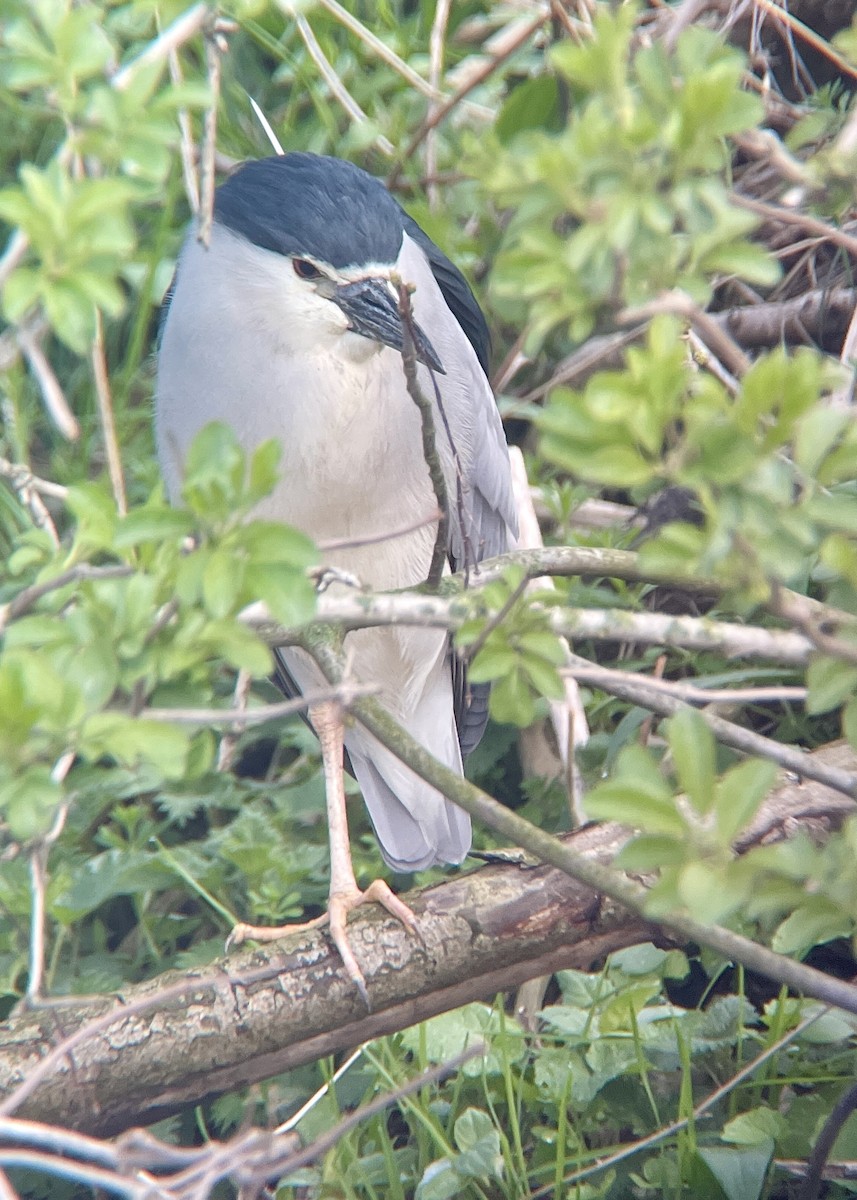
225,883 -> 418,1010
328,880 -> 418,1010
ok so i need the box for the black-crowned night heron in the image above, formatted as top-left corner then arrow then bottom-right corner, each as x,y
156,152 -> 517,998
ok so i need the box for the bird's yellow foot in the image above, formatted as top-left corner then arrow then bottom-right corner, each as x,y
226,881 -> 417,1008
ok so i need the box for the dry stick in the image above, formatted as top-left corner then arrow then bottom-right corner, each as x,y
247,1047 -> 481,1189
0,459 -> 61,549
749,0 -> 857,84
290,10 -> 394,157
314,0 -> 443,100
91,311 -> 127,515
733,194 -> 857,260
16,326 -> 79,442
169,49 -> 200,214
426,0 -> 453,210
565,662 -> 806,707
0,458 -> 67,501
618,290 -> 752,377
112,1 -> 208,91
716,287 -> 857,350
196,18 -> 222,249
564,649 -> 857,798
215,668 -> 251,773
396,282 -> 449,589
306,632 -> 857,1014
800,1081 -> 857,1200
140,683 -> 374,726
388,9 -> 547,187
25,759 -> 72,1004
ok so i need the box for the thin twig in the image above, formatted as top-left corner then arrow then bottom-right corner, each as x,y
388,10 -> 547,187
17,327 -> 79,441
426,0 -> 453,210
215,669 -> 251,773
749,0 -> 857,84
0,564 -> 133,633
142,683 -> 375,726
564,650 -> 857,799
733,193 -> 857,260
248,96 -> 284,156
396,281 -> 449,589
0,459 -> 68,501
313,0 -> 443,99
801,1080 -> 857,1200
258,1047 -> 482,1187
197,18 -> 223,248
0,460 -> 61,548
318,508 -> 441,552
91,311 -> 127,515
112,2 -> 208,91
618,290 -> 752,377
565,661 -> 806,706
0,230 -> 29,291
0,1151 -> 150,1199
25,755 -> 72,1003
169,49 -> 200,214
290,10 -> 394,157
275,1045 -> 365,1133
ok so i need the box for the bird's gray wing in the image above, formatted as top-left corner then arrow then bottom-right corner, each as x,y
398,232 -> 518,759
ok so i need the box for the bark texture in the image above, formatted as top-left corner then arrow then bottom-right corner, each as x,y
0,742 -> 853,1138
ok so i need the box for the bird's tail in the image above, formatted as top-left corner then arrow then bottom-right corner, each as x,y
348,731 -> 470,872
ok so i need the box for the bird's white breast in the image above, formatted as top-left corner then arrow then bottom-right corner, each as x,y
156,224 -> 438,591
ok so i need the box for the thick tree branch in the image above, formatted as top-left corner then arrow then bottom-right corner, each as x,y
0,822 -> 644,1135
0,745 -> 853,1136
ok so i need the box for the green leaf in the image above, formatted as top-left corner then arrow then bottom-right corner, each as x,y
202,548 -> 242,618
81,714 -> 191,779
414,1160 -> 462,1200
722,1107 -> 784,1147
772,896 -> 852,956
668,708 -> 716,814
113,507 -> 194,549
1,765 -> 62,841
714,758 -> 777,844
806,656 -> 857,714
696,1145 -> 772,1200
453,1109 -> 503,1180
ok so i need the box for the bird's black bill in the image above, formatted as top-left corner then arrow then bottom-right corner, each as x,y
334,278 -> 445,373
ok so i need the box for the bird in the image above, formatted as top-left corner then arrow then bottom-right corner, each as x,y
156,152 -> 517,999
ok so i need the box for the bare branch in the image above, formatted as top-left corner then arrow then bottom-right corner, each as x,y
395,281 -> 449,588
250,588 -> 817,667
91,311 -> 127,515
112,2 -> 209,91
286,8 -> 395,157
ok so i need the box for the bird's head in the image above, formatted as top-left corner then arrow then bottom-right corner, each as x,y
211,153 -> 444,371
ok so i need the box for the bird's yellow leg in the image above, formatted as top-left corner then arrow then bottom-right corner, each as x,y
227,701 -> 417,1005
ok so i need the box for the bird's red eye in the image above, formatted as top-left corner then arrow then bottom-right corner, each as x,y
293,258 -> 322,280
